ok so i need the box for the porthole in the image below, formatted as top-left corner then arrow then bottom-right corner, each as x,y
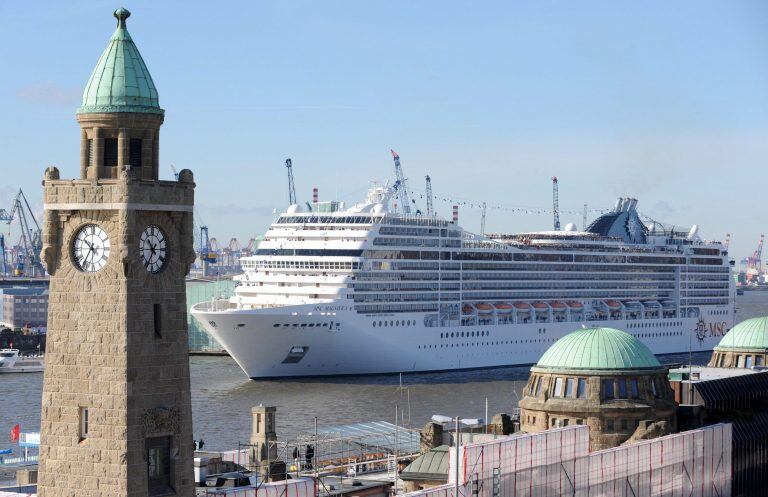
373,322 -> 377,328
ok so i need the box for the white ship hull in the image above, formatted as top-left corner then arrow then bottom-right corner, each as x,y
192,302 -> 733,378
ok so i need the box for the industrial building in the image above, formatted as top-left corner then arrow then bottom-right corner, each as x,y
0,287 -> 48,329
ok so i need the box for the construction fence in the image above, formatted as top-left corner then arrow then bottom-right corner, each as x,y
408,423 -> 732,497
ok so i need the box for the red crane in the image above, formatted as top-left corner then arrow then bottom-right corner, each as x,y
746,234 -> 764,283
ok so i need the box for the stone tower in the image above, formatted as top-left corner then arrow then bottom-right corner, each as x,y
37,8 -> 197,497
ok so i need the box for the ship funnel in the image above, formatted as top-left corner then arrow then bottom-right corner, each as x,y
627,198 -> 638,211
687,224 -> 699,240
452,205 -> 459,223
614,197 -> 624,212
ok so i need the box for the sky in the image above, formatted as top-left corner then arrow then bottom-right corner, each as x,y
0,1 -> 767,259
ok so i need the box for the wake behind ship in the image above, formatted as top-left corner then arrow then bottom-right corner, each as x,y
191,187 -> 735,379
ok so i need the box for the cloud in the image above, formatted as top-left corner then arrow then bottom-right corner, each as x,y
16,82 -> 81,106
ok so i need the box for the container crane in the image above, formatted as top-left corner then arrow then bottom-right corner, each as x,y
199,226 -> 217,264
0,189 -> 43,276
285,158 -> 297,206
746,234 -> 764,283
425,175 -> 434,216
552,176 -> 560,231
390,150 -> 414,215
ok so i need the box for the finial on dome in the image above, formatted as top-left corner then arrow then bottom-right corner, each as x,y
114,7 -> 131,28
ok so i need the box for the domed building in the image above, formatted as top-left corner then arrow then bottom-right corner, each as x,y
519,327 -> 676,450
708,317 -> 768,368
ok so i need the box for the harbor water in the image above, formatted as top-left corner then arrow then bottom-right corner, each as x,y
1,292 -> 766,451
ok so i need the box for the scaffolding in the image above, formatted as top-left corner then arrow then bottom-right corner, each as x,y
405,423 -> 732,497
235,421 -> 420,479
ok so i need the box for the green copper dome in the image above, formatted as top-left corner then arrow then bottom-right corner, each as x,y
535,327 -> 662,371
715,317 -> 768,351
78,8 -> 163,115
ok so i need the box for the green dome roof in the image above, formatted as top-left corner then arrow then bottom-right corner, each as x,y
78,8 -> 163,115
535,327 -> 661,371
715,317 -> 768,351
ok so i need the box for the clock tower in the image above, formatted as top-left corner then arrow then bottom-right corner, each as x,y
37,8 -> 196,497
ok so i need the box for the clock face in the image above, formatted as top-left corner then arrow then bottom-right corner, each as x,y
139,225 -> 167,274
72,224 -> 110,272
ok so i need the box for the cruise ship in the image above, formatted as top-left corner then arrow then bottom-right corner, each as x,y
191,187 -> 735,378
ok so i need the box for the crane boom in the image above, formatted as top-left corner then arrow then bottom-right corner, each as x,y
285,158 -> 297,205
390,150 -> 412,215
552,176 -> 560,231
425,175 -> 434,216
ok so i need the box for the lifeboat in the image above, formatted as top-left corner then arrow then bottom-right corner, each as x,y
660,300 -> 676,308
462,304 -> 475,315
550,301 -> 567,311
513,302 -> 532,312
475,303 -> 494,313
566,301 -> 584,310
532,302 -> 549,310
605,300 -> 622,310
494,303 -> 513,313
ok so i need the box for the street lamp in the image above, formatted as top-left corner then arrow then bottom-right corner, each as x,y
432,414 -> 483,497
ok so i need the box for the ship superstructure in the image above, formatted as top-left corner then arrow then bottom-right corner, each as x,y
192,188 -> 734,378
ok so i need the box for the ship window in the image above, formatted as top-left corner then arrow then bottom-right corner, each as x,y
273,324 -> 280,327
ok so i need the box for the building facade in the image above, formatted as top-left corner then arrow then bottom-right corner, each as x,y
37,8 -> 196,497
0,287 -> 48,328
519,326 -> 676,450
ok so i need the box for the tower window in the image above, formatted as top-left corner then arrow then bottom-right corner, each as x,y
147,436 -> 173,495
153,304 -> 162,338
129,138 -> 142,167
79,407 -> 89,440
87,139 -> 94,166
104,138 -> 118,167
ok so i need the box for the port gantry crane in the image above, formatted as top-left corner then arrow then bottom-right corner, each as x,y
425,175 -> 434,216
0,189 -> 44,277
390,149 -> 414,215
552,176 -> 561,231
745,234 -> 765,283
